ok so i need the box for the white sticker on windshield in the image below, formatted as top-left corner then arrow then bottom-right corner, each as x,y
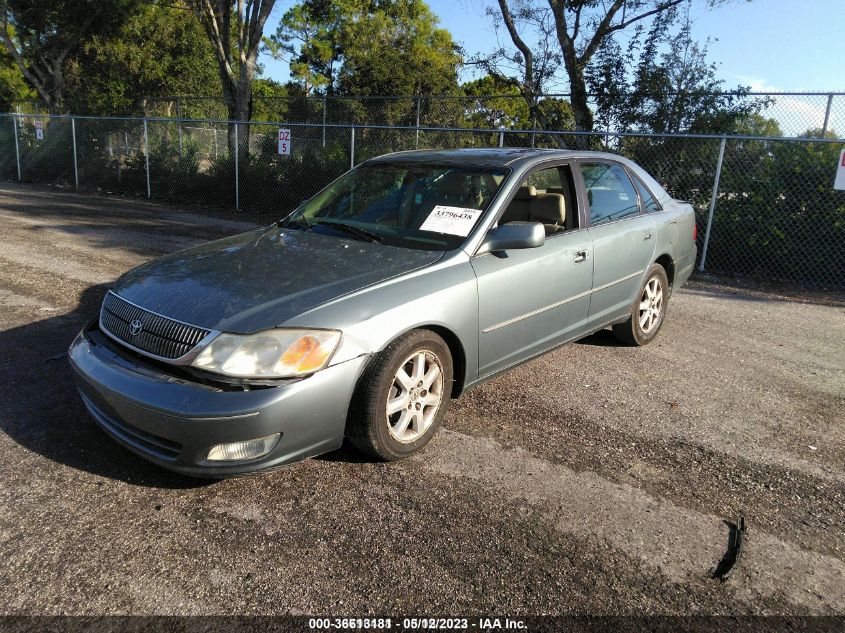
419,205 -> 482,236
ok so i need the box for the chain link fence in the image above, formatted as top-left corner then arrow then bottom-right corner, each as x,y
1,112 -> 843,288
15,92 -> 844,139
130,92 -> 845,139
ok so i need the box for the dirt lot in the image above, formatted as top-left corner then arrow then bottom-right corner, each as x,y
0,182 -> 843,616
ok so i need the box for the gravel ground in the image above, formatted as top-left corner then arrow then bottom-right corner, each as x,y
0,182 -> 843,616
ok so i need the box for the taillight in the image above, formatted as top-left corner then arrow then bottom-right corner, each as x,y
693,223 -> 698,242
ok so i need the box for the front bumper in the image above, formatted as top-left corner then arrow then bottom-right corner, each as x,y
69,328 -> 368,477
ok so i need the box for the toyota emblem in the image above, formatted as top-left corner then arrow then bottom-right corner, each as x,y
128,319 -> 144,336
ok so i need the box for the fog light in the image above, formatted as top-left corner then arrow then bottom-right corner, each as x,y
206,433 -> 280,462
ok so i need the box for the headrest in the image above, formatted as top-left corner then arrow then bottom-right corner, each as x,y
514,185 -> 537,200
530,193 -> 566,225
436,173 -> 468,197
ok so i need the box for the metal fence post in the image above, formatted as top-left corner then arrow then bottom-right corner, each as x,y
143,118 -> 151,199
350,126 -> 355,168
177,96 -> 183,158
822,93 -> 833,137
71,116 -> 79,189
12,115 -> 21,181
415,97 -> 421,149
699,136 -> 727,272
498,129 -> 504,147
322,96 -> 327,148
234,122 -> 240,211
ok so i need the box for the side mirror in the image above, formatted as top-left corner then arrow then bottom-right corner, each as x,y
477,222 -> 545,254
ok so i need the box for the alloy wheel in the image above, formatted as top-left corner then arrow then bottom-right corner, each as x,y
639,277 -> 664,334
385,350 -> 444,443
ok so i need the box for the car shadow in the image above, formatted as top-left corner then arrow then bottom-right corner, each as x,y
575,328 -> 625,347
0,283 -> 211,489
314,441 -> 381,465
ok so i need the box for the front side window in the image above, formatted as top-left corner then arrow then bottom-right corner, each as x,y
579,162 -> 641,226
283,163 -> 508,250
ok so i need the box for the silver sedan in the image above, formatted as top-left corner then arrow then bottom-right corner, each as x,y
69,148 -> 697,476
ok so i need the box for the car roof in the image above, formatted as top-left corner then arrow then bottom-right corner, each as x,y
365,147 -> 628,169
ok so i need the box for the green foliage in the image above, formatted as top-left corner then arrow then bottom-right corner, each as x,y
270,0 -> 461,109
587,17 -> 768,134
2,0 -> 139,110
251,78 -> 294,122
338,0 -> 460,98
706,134 -> 845,283
71,2 -> 219,115
461,76 -> 530,129
266,0 -> 349,94
0,23 -> 35,111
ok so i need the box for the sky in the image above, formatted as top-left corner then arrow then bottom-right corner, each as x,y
258,0 -> 845,91
256,0 -> 845,134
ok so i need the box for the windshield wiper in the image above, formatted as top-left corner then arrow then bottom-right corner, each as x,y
311,220 -> 383,243
280,214 -> 312,231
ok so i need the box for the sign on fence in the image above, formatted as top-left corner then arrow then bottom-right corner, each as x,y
835,149 -> 845,190
34,119 -> 44,140
278,128 -> 291,155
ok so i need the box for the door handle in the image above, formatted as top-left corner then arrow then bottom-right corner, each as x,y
643,230 -> 653,241
573,249 -> 589,263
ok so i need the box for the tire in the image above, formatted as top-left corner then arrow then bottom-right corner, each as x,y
347,329 -> 453,461
612,263 -> 669,346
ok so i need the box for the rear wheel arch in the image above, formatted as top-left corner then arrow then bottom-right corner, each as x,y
654,254 -> 675,289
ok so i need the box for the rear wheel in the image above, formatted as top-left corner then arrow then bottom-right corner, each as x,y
347,329 -> 453,461
612,263 -> 669,346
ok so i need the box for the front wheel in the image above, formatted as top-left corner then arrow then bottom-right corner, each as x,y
612,263 -> 669,346
347,329 -> 453,461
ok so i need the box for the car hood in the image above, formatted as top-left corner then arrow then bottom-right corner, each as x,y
112,227 -> 444,333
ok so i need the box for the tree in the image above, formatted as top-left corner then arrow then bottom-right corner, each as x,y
461,75 -> 574,133
187,0 -> 277,153
485,0 -> 727,133
586,14 -> 766,134
469,0 -> 563,131
462,75 -> 532,129
1,0 -> 137,112
337,0 -> 461,98
270,0 -> 461,98
72,2 -> 219,115
265,0 -> 347,95
0,24 -> 34,111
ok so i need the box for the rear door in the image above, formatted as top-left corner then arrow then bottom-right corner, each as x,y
472,162 -> 594,377
578,160 -> 656,328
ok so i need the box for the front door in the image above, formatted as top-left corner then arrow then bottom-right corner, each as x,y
472,163 -> 593,378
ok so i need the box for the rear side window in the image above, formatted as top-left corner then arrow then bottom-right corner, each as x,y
630,172 -> 662,213
579,162 -> 640,226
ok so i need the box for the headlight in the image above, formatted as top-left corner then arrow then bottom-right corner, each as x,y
191,328 -> 341,378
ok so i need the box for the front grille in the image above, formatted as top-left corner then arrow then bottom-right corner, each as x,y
100,292 -> 210,360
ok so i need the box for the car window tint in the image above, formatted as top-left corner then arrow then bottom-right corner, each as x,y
527,167 -> 562,192
579,162 -> 641,225
631,172 -> 662,213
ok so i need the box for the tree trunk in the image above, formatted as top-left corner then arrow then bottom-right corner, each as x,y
568,69 -> 593,134
224,54 -> 257,160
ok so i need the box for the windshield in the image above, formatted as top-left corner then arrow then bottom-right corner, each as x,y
282,162 -> 508,250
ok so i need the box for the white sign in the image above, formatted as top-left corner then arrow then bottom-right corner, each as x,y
835,148 -> 845,191
278,128 -> 291,155
34,119 -> 44,140
419,205 -> 482,236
